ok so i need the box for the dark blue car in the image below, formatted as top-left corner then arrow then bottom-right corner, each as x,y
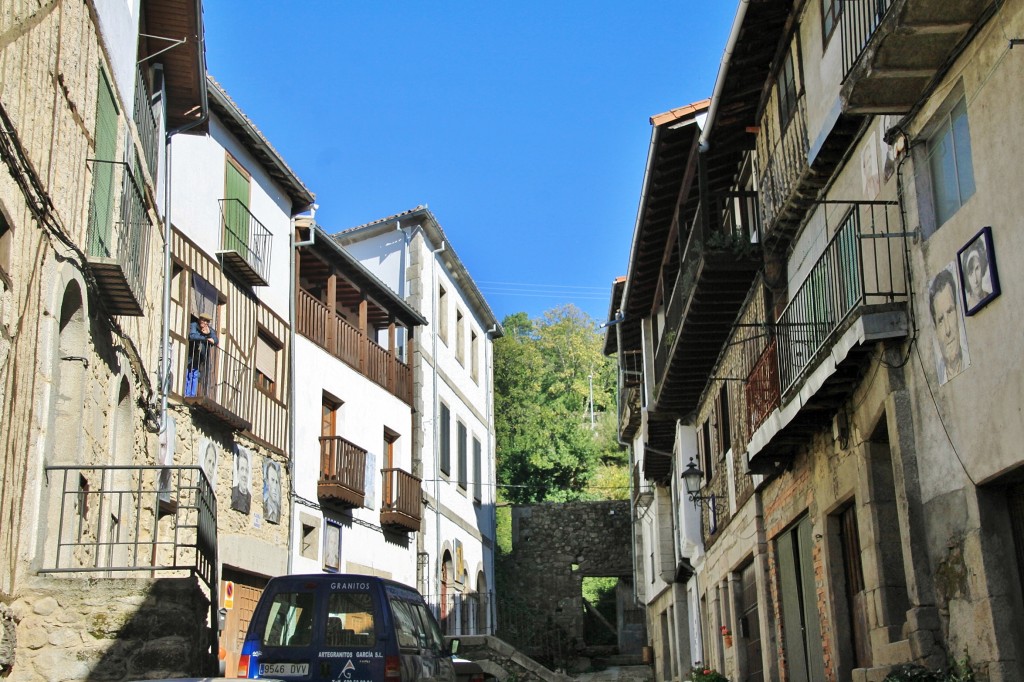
237,574 -> 457,682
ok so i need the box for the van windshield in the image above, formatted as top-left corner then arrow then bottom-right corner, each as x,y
326,591 -> 377,647
262,591 -> 316,648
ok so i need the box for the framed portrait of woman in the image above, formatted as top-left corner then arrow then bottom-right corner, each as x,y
324,519 -> 341,572
957,226 -> 1000,316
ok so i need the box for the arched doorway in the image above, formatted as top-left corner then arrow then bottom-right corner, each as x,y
476,571 -> 489,635
441,551 -> 454,635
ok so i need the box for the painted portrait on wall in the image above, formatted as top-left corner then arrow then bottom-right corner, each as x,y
928,262 -> 971,385
199,438 -> 217,486
263,458 -> 282,524
324,519 -> 341,572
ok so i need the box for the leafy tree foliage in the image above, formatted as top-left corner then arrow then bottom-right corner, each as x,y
494,305 -> 625,504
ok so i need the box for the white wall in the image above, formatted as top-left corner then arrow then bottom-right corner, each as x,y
95,0 -> 141,105
291,335 -> 417,586
169,115 -> 294,319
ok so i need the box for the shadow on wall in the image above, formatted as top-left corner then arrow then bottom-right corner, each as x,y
9,576 -> 215,681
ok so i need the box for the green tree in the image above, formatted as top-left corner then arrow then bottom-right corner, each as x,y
494,306 -> 626,504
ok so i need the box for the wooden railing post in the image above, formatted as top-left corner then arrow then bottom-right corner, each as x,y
358,295 -> 368,372
387,320 -> 396,393
326,274 -> 337,352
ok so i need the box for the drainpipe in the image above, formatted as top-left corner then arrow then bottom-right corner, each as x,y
698,0 -> 750,153
484,323 -> 499,622
287,214 -> 317,574
431,239 -> 446,608
160,72 -> 208,442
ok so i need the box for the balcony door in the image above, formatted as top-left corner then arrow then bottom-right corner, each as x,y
322,396 -> 339,439
224,156 -> 250,253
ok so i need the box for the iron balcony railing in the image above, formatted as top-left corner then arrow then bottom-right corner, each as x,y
318,435 -> 367,508
40,465 -> 217,589
756,95 -> 809,235
842,0 -> 896,78
181,338 -> 252,430
219,198 -> 272,286
653,191 -> 762,385
381,468 -> 422,531
775,201 -> 907,395
746,338 -> 781,435
86,158 -> 152,311
133,66 -> 159,180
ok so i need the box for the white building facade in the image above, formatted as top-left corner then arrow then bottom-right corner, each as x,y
337,207 -> 502,635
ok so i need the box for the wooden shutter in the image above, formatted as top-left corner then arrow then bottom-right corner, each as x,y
473,437 -> 482,502
89,67 -> 119,257
457,422 -> 468,489
224,158 -> 250,251
440,404 -> 451,475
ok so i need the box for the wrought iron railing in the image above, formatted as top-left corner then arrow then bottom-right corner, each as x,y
86,158 -> 152,302
775,201 -> 907,395
181,337 -> 252,425
842,0 -> 896,77
219,198 -> 272,284
746,339 -> 781,434
40,465 -> 217,589
319,435 -> 367,505
427,591 -> 496,637
756,95 -> 809,234
134,66 -> 159,179
381,468 -> 422,522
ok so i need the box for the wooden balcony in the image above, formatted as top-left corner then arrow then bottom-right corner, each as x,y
86,159 -> 152,316
297,288 -> 413,404
651,193 -> 763,418
380,468 -> 422,533
218,199 -> 271,287
841,0 -> 998,114
318,436 -> 367,510
747,201 -> 910,473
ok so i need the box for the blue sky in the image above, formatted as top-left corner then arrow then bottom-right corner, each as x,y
203,2 -> 737,323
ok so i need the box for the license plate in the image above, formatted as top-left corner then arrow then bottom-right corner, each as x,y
259,662 -> 309,677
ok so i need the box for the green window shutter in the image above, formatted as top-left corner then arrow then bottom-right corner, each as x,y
224,161 -> 250,253
89,67 -> 119,257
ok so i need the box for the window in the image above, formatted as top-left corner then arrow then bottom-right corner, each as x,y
457,421 -> 468,490
439,403 -> 451,476
927,96 -> 976,229
701,419 -> 713,484
326,591 -> 376,647
261,591 -> 316,648
255,330 -> 280,395
473,437 -> 482,503
471,330 -> 479,382
456,309 -> 465,365
718,384 -> 731,456
438,285 -> 448,345
777,47 -> 799,132
299,514 -> 320,561
821,0 -> 842,45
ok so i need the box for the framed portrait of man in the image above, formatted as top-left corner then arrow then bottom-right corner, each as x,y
231,445 -> 252,514
263,458 -> 282,524
324,519 -> 341,572
928,262 -> 971,385
957,226 -> 1000,316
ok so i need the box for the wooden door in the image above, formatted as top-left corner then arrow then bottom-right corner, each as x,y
739,561 -> 763,682
840,504 -> 871,668
777,516 -> 826,682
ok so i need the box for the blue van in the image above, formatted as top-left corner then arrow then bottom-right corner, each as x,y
237,574 -> 457,682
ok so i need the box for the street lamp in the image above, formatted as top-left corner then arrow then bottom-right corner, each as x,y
681,457 -> 720,512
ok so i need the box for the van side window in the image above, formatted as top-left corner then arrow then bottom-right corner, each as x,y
326,592 -> 377,647
262,592 -> 316,647
411,601 -> 444,653
389,598 -> 424,649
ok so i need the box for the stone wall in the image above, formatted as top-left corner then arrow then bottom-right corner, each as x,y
6,576 -> 214,681
500,500 -> 633,658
